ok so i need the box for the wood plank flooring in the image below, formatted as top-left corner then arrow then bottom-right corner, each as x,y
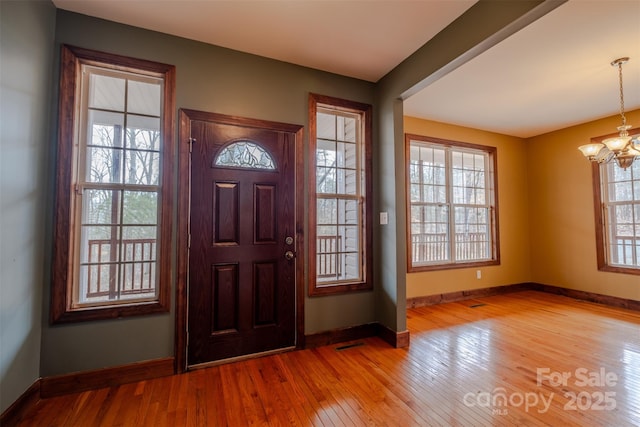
16,291 -> 640,426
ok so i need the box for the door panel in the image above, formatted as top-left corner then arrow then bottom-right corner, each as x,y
188,118 -> 296,365
255,185 -> 276,243
214,182 -> 239,244
211,263 -> 238,333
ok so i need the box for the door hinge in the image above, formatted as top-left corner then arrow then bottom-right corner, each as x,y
188,233 -> 191,249
188,137 -> 196,153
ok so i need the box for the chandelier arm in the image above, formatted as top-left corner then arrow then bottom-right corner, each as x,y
579,57 -> 635,169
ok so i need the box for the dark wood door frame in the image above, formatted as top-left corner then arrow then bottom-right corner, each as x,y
175,109 -> 305,373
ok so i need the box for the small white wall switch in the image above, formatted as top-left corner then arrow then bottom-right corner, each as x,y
476,270 -> 482,280
380,212 -> 388,225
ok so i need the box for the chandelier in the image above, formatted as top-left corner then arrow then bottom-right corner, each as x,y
578,57 -> 640,169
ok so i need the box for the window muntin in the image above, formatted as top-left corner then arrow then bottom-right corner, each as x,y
407,135 -> 499,271
51,45 -> 175,322
309,94 -> 372,296
599,160 -> 640,270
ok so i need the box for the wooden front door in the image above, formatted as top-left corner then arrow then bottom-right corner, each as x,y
186,113 -> 299,366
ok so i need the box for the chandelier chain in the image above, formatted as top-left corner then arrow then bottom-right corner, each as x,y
617,60 -> 626,127
578,56 -> 635,170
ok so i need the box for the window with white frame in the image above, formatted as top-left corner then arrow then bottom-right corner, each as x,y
309,94 -> 372,296
595,159 -> 640,272
51,45 -> 175,323
406,135 -> 499,271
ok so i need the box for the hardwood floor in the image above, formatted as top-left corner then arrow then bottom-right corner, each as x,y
16,291 -> 640,426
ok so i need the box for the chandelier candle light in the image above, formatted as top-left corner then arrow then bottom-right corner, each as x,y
578,57 -> 640,169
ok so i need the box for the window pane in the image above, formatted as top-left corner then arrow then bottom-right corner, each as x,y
452,152 -> 486,205
409,161 -> 421,185
125,111 -> 161,186
425,163 -> 446,186
86,147 -> 122,183
341,226 -> 360,281
127,80 -> 161,116
317,198 -> 337,225
317,113 -> 335,140
410,183 -> 421,202
335,167 -> 358,195
124,148 -> 160,186
82,189 -> 117,225
411,204 -> 450,264
337,116 -> 357,142
337,199 -> 358,225
127,115 -> 160,150
121,224 -> 157,241
316,196 -> 361,282
78,264 -> 113,303
336,142 -> 357,169
122,191 -> 158,224
88,111 -> 124,147
454,207 -> 490,261
317,142 -> 336,166
79,225 -> 119,264
88,73 -> 125,111
86,112 -> 124,184
455,208 -> 489,261
317,167 -> 336,193
120,226 -> 158,298
610,180 -> 633,202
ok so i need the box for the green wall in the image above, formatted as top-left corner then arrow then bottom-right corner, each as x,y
0,0 -> 56,413
40,10 -> 377,377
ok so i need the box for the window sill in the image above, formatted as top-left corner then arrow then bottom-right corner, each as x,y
408,259 -> 500,273
597,264 -> 640,276
50,300 -> 169,324
308,281 -> 372,297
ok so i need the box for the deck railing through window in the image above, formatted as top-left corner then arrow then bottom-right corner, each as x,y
86,238 -> 156,299
412,232 -> 488,263
317,235 -> 342,279
611,235 -> 640,266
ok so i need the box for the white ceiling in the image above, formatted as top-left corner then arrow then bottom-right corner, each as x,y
53,0 -> 640,138
52,0 -> 475,82
404,0 -> 640,138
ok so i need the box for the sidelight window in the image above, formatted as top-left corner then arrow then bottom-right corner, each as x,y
308,94 -> 372,296
51,45 -> 175,323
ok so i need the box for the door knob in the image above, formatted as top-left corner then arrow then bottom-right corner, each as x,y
284,250 -> 295,260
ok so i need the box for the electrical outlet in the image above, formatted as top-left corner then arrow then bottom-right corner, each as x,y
476,270 -> 482,280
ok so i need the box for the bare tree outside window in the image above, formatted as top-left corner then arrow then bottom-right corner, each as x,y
51,45 -> 175,323
406,135 -> 499,272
